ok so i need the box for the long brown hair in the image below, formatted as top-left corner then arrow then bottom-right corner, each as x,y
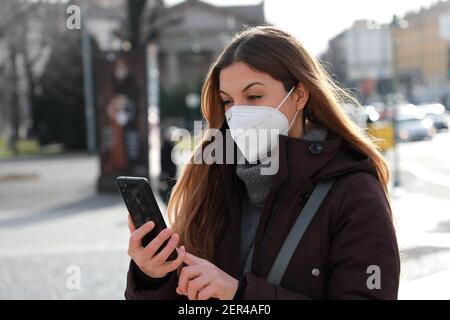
168,26 -> 391,261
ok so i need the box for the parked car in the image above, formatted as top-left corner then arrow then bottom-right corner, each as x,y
396,105 -> 436,142
417,103 -> 449,131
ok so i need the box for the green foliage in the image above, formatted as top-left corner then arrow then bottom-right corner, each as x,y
33,30 -> 88,150
160,77 -> 204,123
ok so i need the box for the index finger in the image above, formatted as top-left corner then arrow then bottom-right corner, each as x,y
184,252 -> 204,266
128,214 -> 136,233
129,220 -> 155,253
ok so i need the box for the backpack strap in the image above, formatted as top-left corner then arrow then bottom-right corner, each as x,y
267,178 -> 337,286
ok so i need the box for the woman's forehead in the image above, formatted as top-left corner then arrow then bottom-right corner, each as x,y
219,62 -> 275,93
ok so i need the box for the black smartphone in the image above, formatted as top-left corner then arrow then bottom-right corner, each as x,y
116,176 -> 178,261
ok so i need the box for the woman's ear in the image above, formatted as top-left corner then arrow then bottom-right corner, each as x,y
294,84 -> 309,111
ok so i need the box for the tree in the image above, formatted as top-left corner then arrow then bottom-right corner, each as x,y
0,0 -> 34,154
0,0 -> 63,153
0,0 -> 98,151
33,24 -> 89,150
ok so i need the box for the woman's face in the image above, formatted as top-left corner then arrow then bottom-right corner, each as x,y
219,61 -> 309,137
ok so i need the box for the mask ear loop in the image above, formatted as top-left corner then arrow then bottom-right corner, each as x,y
286,109 -> 300,135
276,86 -> 298,135
274,86 -> 296,112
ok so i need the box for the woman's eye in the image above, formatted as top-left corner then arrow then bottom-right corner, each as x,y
247,95 -> 262,101
221,100 -> 231,107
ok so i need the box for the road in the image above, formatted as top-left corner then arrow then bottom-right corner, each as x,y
0,130 -> 449,299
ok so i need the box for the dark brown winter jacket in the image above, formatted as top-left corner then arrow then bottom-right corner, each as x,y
125,124 -> 400,300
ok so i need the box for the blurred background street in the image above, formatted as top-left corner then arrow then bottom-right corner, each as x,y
1,0 -> 450,299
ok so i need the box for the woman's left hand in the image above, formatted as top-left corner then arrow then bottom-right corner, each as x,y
176,251 -> 239,300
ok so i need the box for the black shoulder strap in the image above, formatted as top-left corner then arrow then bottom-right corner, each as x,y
267,178 -> 336,286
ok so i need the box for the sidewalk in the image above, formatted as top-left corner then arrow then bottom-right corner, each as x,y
399,270 -> 450,300
385,135 -> 450,299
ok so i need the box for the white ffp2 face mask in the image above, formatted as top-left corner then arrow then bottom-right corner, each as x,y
225,86 -> 298,163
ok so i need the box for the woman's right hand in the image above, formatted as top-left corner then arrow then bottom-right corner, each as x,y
127,214 -> 186,279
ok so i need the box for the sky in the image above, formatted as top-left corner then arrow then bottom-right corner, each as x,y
166,0 -> 441,56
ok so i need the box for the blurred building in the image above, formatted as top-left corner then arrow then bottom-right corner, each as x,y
84,0 -> 125,52
392,1 -> 450,104
86,0 -> 267,91
323,0 -> 450,106
157,0 -> 266,90
322,31 -> 348,84
322,19 -> 393,104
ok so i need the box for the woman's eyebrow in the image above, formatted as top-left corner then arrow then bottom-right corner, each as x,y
220,82 -> 266,96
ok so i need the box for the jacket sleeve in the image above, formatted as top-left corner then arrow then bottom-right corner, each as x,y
124,259 -> 187,300
235,173 -> 400,300
326,172 -> 400,299
237,272 -> 311,300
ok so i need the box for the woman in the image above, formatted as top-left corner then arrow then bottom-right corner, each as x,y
125,26 -> 400,300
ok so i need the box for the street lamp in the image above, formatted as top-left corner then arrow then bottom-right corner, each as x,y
390,15 -> 409,188
80,2 -> 97,154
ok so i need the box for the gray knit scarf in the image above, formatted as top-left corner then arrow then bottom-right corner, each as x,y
235,126 -> 328,207
235,125 -> 328,276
